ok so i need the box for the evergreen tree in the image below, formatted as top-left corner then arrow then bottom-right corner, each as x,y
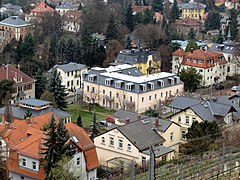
142,9 -> 153,24
77,113 -> 83,127
49,32 -> 58,56
151,0 -> 163,12
170,0 -> 180,22
81,27 -> 93,67
35,68 -> 47,99
205,11 -> 220,31
16,35 -> 24,61
188,28 -> 196,40
40,91 -> 57,108
94,45 -> 106,67
90,111 -> 99,140
126,3 -> 134,32
106,15 -> 118,40
22,33 -> 36,60
76,39 -> 83,64
217,30 -> 224,44
179,67 -> 202,92
229,9 -> 239,40
42,115 -> 58,179
48,70 -> 68,110
56,119 -> 75,163
185,40 -> 198,52
125,34 -> 132,49
65,38 -> 78,63
57,38 -> 66,63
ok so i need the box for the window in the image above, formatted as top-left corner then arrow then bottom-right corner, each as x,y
115,82 -> 122,88
161,93 -> 163,98
178,116 -> 181,123
142,85 -> 146,92
170,132 -> 174,141
105,79 -> 112,86
67,81 -> 70,87
130,96 -> 132,102
193,59 -> 197,63
21,176 -> 24,180
67,72 -> 70,76
149,95 -> 151,100
142,156 -> 146,166
71,71 -> 74,76
92,87 -> 95,93
149,83 -> 154,90
159,80 -> 164,87
109,91 -> 112,98
187,58 -> 191,62
186,116 -> 189,124
87,86 -> 89,91
162,155 -> 167,161
125,84 -> 132,91
103,90 -> 105,94
22,158 -> 26,167
101,137 -> 105,144
192,117 -> 196,123
166,91 -> 168,97
110,137 -> 114,146
77,80 -> 79,86
71,80 -> 73,86
127,144 -> 131,151
198,60 -> 203,64
142,97 -> 144,102
88,76 -> 94,82
116,93 -> 119,98
118,139 -> 123,149
155,94 -> 157,99
182,131 -> 186,139
32,161 -> 36,170
199,69 -> 203,73
77,157 -> 80,166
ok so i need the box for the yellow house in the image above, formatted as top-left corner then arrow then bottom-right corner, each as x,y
169,96 -> 237,140
178,0 -> 206,20
94,116 -> 181,167
115,49 -> 161,75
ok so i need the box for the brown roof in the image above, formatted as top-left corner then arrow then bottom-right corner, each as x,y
63,9 -> 82,18
173,49 -> 227,68
31,2 -> 55,14
176,18 -> 201,26
132,6 -> 152,13
0,64 -> 35,86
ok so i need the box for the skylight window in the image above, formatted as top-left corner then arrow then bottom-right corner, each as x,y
71,136 -> 78,143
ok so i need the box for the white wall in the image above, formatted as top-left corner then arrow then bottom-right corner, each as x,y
19,154 -> 40,172
9,172 -> 35,180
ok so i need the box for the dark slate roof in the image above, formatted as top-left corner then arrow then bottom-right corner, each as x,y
0,106 -> 70,120
49,62 -> 86,73
115,49 -> 160,65
209,43 -> 235,54
170,96 -> 237,122
169,96 -> 201,109
112,110 -> 175,132
117,120 -> 165,151
55,3 -> 78,9
141,145 -> 175,157
84,65 -> 182,94
178,2 -> 206,9
2,3 -> 23,12
17,98 -> 51,107
0,16 -> 31,27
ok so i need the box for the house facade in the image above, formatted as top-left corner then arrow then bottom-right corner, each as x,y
0,16 -> 32,42
0,64 -> 35,103
49,62 -> 88,92
0,3 -> 23,15
83,64 -> 184,113
172,49 -> 228,86
94,118 -> 180,167
55,2 -> 79,16
63,10 -> 82,33
115,49 -> 161,75
0,113 -> 99,180
169,96 -> 237,139
178,0 -> 206,20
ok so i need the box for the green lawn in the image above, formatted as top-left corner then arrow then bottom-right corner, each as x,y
66,103 -> 116,129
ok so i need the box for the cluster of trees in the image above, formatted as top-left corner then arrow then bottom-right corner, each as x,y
42,116 -> 76,179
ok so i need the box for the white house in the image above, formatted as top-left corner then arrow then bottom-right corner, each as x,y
55,2 -> 79,16
48,62 -> 88,92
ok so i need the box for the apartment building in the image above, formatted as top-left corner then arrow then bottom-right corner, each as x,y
55,2 -> 79,16
48,62 -> 88,92
0,113 -> 99,180
63,10 -> 82,33
168,96 -> 238,139
94,116 -> 180,167
115,49 -> 161,75
178,0 -> 206,20
0,64 -> 35,103
172,49 -> 228,86
0,16 -> 32,42
83,64 -> 184,113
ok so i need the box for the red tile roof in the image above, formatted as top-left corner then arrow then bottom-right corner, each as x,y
176,18 -> 201,26
132,6 -> 152,13
0,64 -> 35,86
31,2 -> 55,14
63,9 -> 82,18
173,49 -> 227,68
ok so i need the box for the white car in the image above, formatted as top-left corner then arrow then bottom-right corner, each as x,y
231,86 -> 239,91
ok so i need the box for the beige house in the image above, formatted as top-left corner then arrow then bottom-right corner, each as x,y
83,64 -> 184,113
0,64 -> 35,103
168,96 -> 238,140
94,115 -> 181,167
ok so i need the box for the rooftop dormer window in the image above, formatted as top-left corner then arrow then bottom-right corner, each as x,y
148,82 -> 154,90
140,84 -> 147,92
105,78 -> 113,86
168,77 -> 174,85
125,83 -> 134,91
88,74 -> 96,82
158,80 -> 164,87
198,60 -> 203,64
187,58 -> 191,62
115,80 -> 123,88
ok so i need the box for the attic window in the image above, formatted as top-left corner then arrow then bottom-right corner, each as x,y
71,136 -> 78,143
88,74 -> 96,82
198,60 -> 203,64
105,78 -> 113,86
148,82 -> 154,90
125,83 -> 134,91
140,84 -> 147,92
168,77 -> 174,85
158,80 -> 164,87
115,80 -> 123,88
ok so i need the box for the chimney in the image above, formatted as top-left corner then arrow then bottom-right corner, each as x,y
155,118 -> 159,129
131,49 -> 134,53
190,48 -> 193,53
17,64 -> 20,70
137,115 -> 141,120
125,118 -> 130,123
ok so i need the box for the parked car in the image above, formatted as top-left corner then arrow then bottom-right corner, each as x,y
215,84 -> 225,90
106,116 -> 115,123
231,86 -> 239,91
99,120 -> 108,128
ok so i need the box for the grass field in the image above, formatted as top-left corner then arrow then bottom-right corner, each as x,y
66,103 -> 116,129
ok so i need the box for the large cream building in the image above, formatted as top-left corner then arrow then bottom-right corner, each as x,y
83,65 -> 184,113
